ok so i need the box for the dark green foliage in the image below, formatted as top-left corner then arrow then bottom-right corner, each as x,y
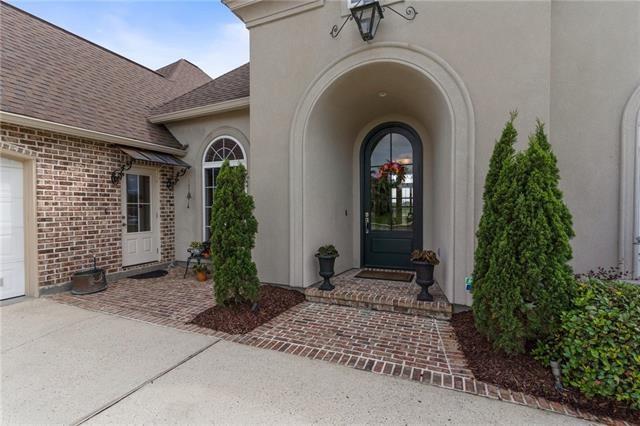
210,160 -> 259,305
472,112 -> 518,337
316,245 -> 339,257
543,280 -> 640,409
410,249 -> 440,265
473,119 -> 576,353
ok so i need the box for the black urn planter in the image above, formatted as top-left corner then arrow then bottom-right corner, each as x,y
413,260 -> 435,301
316,255 -> 337,291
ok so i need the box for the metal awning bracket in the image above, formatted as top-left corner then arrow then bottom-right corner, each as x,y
166,166 -> 190,190
111,159 -> 133,185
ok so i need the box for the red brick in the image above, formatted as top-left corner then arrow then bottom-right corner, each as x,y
2,124 -> 175,288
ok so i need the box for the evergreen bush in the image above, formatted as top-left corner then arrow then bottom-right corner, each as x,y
210,160 -> 259,305
472,111 -> 518,336
473,119 -> 576,353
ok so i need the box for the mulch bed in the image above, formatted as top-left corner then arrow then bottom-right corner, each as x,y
451,310 -> 639,424
189,285 -> 305,334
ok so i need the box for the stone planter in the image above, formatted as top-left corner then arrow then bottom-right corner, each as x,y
316,255 -> 337,291
413,260 -> 435,301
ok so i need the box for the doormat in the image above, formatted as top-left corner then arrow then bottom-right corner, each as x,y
129,270 -> 168,280
354,270 -> 413,282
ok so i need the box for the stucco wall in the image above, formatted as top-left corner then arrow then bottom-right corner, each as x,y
248,0 -> 552,296
550,1 -> 640,274
165,110 -> 250,262
221,0 -> 639,300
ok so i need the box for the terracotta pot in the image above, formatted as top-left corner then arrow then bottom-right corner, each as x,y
196,271 -> 208,282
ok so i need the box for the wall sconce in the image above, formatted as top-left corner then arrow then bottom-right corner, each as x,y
330,0 -> 417,41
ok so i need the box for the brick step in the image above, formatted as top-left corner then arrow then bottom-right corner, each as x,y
305,287 -> 452,320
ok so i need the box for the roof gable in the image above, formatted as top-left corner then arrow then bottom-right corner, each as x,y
151,63 -> 250,116
0,2 -> 212,149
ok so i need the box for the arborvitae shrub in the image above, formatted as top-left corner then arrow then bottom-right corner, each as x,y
472,112 -> 518,337
210,160 -> 259,305
473,119 -> 576,353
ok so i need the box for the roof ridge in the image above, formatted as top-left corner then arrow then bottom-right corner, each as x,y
1,0 -> 167,79
176,58 -> 208,74
152,62 -> 249,111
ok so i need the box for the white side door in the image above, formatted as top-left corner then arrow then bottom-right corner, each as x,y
121,168 -> 159,267
0,157 -> 25,300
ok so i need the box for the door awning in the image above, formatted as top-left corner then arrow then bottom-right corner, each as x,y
111,147 -> 191,189
120,147 -> 190,168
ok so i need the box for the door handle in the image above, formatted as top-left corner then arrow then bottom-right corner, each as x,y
365,212 -> 370,234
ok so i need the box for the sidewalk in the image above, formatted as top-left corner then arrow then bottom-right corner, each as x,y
0,299 -> 586,425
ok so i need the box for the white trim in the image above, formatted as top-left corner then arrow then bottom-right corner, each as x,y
0,111 -> 187,156
635,115 -> 640,278
223,0 -> 324,29
201,135 -> 247,241
148,97 -> 250,124
620,84 -> 640,277
0,147 -> 38,297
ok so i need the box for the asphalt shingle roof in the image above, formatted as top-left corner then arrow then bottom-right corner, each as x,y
0,1 -> 212,149
151,63 -> 250,116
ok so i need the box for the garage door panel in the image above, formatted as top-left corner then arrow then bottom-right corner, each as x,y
0,262 -> 26,300
0,232 -> 24,262
0,157 -> 25,300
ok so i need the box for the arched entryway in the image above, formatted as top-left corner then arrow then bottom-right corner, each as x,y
361,123 -> 422,269
290,43 -> 475,305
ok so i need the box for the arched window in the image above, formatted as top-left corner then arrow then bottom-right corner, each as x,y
203,136 -> 246,240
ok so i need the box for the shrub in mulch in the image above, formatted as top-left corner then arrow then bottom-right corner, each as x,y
189,285 -> 305,335
451,310 -> 639,423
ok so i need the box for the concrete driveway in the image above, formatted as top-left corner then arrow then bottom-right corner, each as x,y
1,298 -> 587,425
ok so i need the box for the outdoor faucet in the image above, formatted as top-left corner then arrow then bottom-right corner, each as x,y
550,360 -> 563,392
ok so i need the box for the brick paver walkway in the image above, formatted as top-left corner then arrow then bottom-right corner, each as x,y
235,302 -> 473,378
51,268 -> 227,337
48,266 -> 623,425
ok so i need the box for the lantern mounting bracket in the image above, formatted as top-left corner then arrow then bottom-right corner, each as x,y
330,1 -> 417,40
384,4 -> 418,21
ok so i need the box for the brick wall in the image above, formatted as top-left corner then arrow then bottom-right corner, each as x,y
0,123 -> 176,287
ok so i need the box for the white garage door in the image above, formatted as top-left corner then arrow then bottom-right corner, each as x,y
0,157 -> 25,300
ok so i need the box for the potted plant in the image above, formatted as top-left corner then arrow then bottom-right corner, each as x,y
193,263 -> 209,282
410,249 -> 440,301
189,241 -> 204,256
315,245 -> 339,291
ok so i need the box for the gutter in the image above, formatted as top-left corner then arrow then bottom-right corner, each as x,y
148,96 -> 250,124
0,111 -> 188,156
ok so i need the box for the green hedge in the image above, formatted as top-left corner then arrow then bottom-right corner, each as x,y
553,279 -> 640,409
